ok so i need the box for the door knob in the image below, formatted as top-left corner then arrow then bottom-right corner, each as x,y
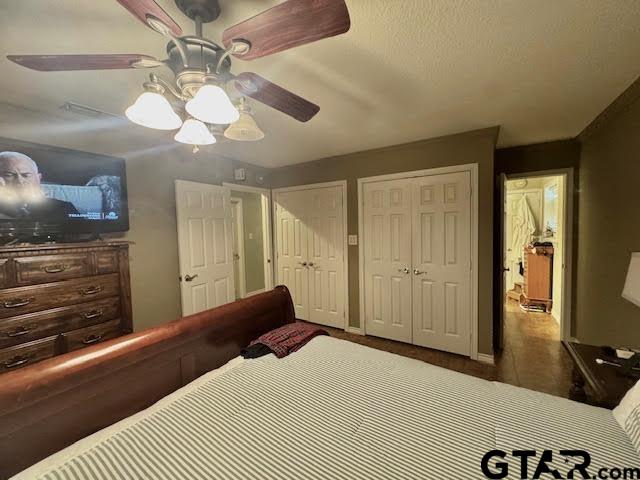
298,261 -> 308,267
184,274 -> 199,282
413,269 -> 427,276
398,267 -> 410,274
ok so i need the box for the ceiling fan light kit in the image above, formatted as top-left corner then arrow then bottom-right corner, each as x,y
174,118 -> 217,145
8,0 -> 351,149
185,84 -> 239,125
224,102 -> 264,142
125,91 -> 183,130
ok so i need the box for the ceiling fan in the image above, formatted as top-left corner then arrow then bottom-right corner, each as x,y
7,0 -> 351,148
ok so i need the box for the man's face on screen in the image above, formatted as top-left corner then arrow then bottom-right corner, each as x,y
0,153 -> 44,203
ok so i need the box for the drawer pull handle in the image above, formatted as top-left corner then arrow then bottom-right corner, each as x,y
4,355 -> 30,369
80,286 -> 103,296
42,264 -> 69,274
6,326 -> 31,337
3,298 -> 34,309
83,310 -> 104,320
82,334 -> 103,345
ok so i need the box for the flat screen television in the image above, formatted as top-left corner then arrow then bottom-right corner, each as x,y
0,138 -> 129,241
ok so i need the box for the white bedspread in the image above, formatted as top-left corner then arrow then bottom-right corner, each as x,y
14,336 -> 639,480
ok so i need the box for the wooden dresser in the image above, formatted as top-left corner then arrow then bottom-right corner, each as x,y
0,241 -> 132,373
521,244 -> 554,313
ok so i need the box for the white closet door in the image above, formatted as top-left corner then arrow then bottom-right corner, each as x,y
307,186 -> 345,328
362,179 -> 413,342
275,190 -> 310,320
175,180 -> 235,316
411,172 -> 471,355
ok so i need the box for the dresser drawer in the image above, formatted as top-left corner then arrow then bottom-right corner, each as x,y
0,273 -> 120,319
95,250 -> 119,274
63,319 -> 122,352
0,298 -> 121,349
0,335 -> 58,373
14,253 -> 92,286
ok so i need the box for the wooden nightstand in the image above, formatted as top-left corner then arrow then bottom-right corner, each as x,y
562,341 -> 638,409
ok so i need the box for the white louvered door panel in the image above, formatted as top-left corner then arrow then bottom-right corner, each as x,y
411,172 -> 471,355
362,179 -> 413,342
307,186 -> 345,328
275,190 -> 310,320
175,180 -> 235,316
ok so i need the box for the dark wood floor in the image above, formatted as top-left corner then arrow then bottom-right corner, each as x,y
324,299 -> 574,398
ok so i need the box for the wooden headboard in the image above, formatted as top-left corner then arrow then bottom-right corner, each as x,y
0,286 -> 295,479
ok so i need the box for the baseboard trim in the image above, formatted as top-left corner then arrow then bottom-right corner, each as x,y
477,353 -> 495,365
345,326 -> 365,335
245,289 -> 266,297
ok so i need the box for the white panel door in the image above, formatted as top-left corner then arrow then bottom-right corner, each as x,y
362,179 -> 413,342
411,172 -> 471,355
307,186 -> 345,328
176,180 -> 235,316
275,190 -> 310,320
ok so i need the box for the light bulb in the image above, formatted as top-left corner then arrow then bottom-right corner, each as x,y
185,85 -> 239,125
125,92 -> 182,130
224,112 -> 264,141
174,119 -> 217,145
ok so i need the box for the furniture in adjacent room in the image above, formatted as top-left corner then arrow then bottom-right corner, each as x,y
520,244 -> 554,312
0,241 -> 132,374
563,341 -> 638,408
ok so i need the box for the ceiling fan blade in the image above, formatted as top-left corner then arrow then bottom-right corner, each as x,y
234,72 -> 319,122
115,0 -> 182,36
7,54 -> 163,71
222,0 -> 350,61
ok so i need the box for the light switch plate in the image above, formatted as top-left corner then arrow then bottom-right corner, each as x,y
348,235 -> 358,246
234,168 -> 246,181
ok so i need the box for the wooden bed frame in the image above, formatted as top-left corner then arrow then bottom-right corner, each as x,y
0,286 -> 295,479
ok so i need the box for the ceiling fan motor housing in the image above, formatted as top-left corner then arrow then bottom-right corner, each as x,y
175,0 -> 221,23
166,36 -> 231,78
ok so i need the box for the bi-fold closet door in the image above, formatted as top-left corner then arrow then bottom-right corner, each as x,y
275,186 -> 345,329
362,171 -> 472,356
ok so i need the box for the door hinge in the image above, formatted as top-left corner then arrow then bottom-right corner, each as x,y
470,260 -> 473,271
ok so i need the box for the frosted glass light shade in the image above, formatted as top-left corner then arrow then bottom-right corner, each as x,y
174,119 -> 217,145
125,92 -> 182,130
185,85 -> 239,125
224,112 -> 264,141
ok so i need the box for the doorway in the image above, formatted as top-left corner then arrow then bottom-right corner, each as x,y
497,171 -> 574,360
224,183 -> 274,298
230,197 -> 246,299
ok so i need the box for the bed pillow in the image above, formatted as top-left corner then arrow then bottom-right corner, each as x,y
613,378 -> 640,454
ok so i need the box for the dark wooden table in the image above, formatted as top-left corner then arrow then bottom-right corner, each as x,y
562,341 -> 638,409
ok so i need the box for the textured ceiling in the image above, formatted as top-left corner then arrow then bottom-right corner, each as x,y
1,0 -> 639,167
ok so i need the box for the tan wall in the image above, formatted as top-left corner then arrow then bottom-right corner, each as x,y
122,151 -> 269,332
271,127 -> 498,355
576,90 -> 640,346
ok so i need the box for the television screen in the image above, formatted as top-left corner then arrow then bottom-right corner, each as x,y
0,138 -> 129,237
